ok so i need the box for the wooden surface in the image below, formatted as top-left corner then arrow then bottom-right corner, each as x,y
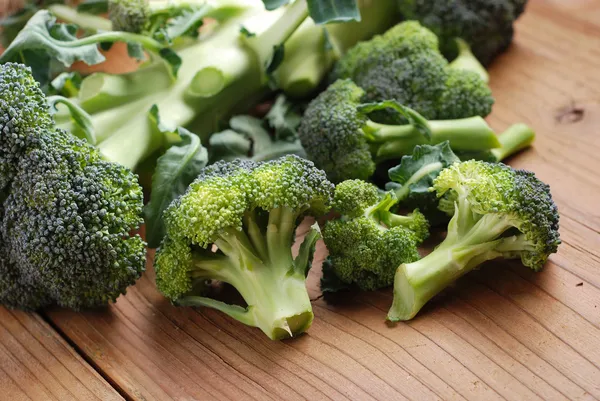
3,0 -> 600,399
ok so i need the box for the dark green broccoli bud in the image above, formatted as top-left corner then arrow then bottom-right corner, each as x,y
388,160 -> 560,321
298,79 -> 499,182
398,0 -> 528,65
2,132 -> 146,309
0,62 -> 146,310
0,63 -> 53,189
322,180 -> 427,292
155,155 -> 334,340
331,21 -> 494,121
109,0 -> 151,33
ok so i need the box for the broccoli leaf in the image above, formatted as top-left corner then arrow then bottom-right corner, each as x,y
145,128 -> 209,248
261,0 -> 292,10
0,11 -> 105,86
47,95 -> 97,145
49,71 -> 82,97
306,0 -> 360,24
264,94 -> 303,140
209,130 -> 252,162
77,0 -> 109,14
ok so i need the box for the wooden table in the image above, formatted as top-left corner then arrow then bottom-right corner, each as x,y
2,0 -> 600,399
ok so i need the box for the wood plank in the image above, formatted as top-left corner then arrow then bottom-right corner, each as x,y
40,0 -> 600,399
0,308 -> 123,401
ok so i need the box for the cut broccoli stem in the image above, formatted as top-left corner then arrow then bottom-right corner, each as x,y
448,38 -> 489,83
365,116 -> 500,162
48,4 -> 113,32
242,0 -> 309,75
388,201 -> 514,321
177,210 -> 314,340
491,124 -> 535,162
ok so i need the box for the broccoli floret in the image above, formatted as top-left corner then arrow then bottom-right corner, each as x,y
109,0 -> 151,33
322,180 -> 427,292
398,0 -> 527,66
154,155 -> 334,340
0,63 -> 146,310
298,79 -> 500,182
388,160 -> 560,321
330,21 -> 494,121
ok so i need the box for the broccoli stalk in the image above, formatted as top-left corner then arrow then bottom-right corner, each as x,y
299,79 -> 499,182
155,156 -> 334,340
448,38 -> 489,83
388,160 -> 560,321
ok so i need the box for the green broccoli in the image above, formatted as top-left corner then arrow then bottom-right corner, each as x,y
154,155 -> 334,340
330,21 -> 494,122
0,62 -> 146,310
398,0 -> 527,66
298,79 -> 500,182
322,180 -> 426,292
388,160 -> 560,321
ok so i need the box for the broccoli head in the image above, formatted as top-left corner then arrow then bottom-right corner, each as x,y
0,62 -> 146,310
398,0 -> 527,65
154,155 -> 334,340
331,21 -> 494,121
388,160 -> 560,321
322,180 -> 427,292
109,0 -> 151,33
298,79 -> 499,182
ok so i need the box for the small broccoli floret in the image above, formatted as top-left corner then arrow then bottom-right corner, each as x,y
398,0 -> 527,65
388,160 -> 560,321
330,21 -> 494,121
322,180 -> 427,292
298,79 -> 499,182
0,63 -> 146,310
109,0 -> 151,33
155,155 -> 334,340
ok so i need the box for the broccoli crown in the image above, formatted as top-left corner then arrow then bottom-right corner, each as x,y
398,0 -> 527,65
298,79 -> 375,183
331,21 -> 493,121
2,132 -> 146,309
0,63 -> 52,189
157,154 -> 334,300
109,0 -> 151,33
323,180 -> 425,291
433,160 -> 560,270
0,62 -> 146,310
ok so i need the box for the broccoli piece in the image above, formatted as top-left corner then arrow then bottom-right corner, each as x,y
0,62 -> 146,310
330,21 -> 494,121
398,0 -> 527,66
154,155 -> 334,340
388,160 -> 560,321
322,180 -> 427,292
109,0 -> 150,33
298,79 -> 500,182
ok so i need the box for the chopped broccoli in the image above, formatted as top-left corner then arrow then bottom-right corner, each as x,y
154,155 -> 334,340
398,0 -> 527,66
298,79 -> 499,182
322,180 -> 427,292
330,21 -> 494,122
388,160 -> 560,321
0,63 -> 146,310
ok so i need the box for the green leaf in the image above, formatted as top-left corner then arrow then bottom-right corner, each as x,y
266,43 -> 285,75
239,26 -> 256,37
47,95 -> 97,145
261,0 -> 291,11
126,42 -> 146,60
158,48 -> 182,76
294,223 -> 321,276
386,141 -> 460,226
162,5 -> 211,41
145,128 -> 209,248
0,10 -> 105,86
50,71 -> 82,97
264,94 -> 302,140
306,0 -> 360,24
208,130 -> 252,162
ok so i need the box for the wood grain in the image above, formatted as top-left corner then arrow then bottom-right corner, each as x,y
5,0 -> 600,399
0,308 -> 123,401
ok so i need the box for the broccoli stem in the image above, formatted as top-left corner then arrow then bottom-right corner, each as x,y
48,4 -> 113,32
388,202 -> 513,321
448,38 -> 489,83
491,124 -> 535,162
365,116 -> 500,162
